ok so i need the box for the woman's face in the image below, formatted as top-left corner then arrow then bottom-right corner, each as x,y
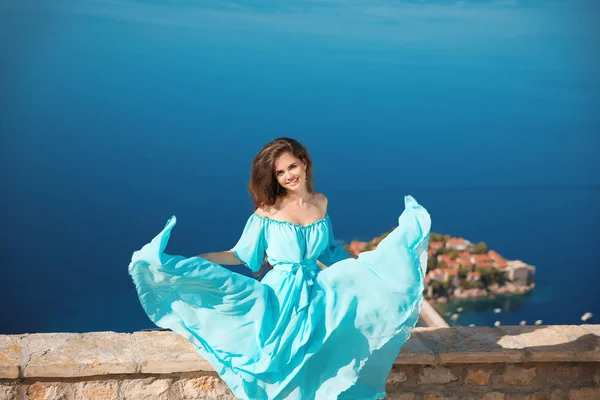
273,152 -> 307,192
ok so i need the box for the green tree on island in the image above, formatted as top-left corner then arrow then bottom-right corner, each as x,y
427,254 -> 438,271
473,241 -> 488,254
430,233 -> 445,242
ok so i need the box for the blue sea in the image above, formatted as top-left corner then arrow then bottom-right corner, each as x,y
1,0 -> 598,334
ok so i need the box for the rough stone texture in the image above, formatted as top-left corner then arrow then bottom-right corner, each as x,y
423,393 -> 458,400
134,331 -> 212,373
568,388 -> 600,400
0,336 -> 20,379
397,332 -> 437,364
74,380 -> 118,400
551,389 -> 567,400
418,366 -> 458,384
422,326 -> 526,364
387,394 -> 416,400
502,365 -> 537,385
507,393 -> 549,400
25,332 -> 136,378
174,376 -> 234,399
27,382 -> 73,400
560,325 -> 600,362
500,326 -> 600,362
386,369 -> 408,385
484,392 -> 506,400
119,378 -> 172,400
546,365 -> 590,385
0,385 -> 18,400
466,369 -> 491,385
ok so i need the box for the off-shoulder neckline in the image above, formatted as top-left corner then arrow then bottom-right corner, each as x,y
251,212 -> 329,228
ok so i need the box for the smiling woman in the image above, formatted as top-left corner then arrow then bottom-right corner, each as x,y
128,137 -> 431,400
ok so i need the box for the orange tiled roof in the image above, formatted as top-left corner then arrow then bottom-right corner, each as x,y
473,254 -> 492,262
440,268 -> 458,276
475,262 -> 493,268
488,250 -> 504,261
457,257 -> 473,265
438,254 -> 452,262
349,240 -> 368,255
446,238 -> 467,245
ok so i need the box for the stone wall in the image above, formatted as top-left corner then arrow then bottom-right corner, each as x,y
1,325 -> 598,399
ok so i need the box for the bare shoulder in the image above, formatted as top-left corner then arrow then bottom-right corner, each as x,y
313,193 -> 329,214
254,206 -> 271,218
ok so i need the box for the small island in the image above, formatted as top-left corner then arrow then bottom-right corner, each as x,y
345,232 -> 536,304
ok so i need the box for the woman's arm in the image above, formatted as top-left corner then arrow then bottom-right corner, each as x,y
198,250 -> 243,265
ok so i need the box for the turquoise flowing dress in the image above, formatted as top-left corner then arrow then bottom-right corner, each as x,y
128,195 -> 430,400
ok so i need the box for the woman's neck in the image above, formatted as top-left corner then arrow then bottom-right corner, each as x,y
281,189 -> 313,205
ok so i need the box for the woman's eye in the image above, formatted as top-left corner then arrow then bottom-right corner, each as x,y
290,164 -> 297,169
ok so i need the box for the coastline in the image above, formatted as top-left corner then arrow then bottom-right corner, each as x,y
428,282 -> 536,305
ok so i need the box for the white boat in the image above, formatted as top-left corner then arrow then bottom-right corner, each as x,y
457,307 -> 464,312
451,314 -> 459,321
519,320 -> 527,326
493,308 -> 501,313
494,321 -> 501,327
581,312 -> 593,321
535,320 -> 543,325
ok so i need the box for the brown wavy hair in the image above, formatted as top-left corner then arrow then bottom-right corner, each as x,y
249,137 -> 314,210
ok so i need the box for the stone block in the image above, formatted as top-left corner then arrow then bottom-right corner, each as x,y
484,392 -> 506,400
419,327 -> 525,364
386,369 -> 408,386
551,389 -> 566,400
500,326 -> 599,362
556,325 -> 600,361
386,394 -> 416,400
0,335 -> 20,379
502,365 -> 537,385
396,332 -> 437,364
466,369 -> 491,385
74,380 -> 118,400
133,331 -> 212,373
0,385 -> 18,400
120,378 -> 172,400
418,366 -> 458,385
423,393 -> 458,400
25,332 -> 136,378
507,393 -> 549,400
175,376 -> 234,399
546,364 -> 590,385
27,382 -> 73,400
568,388 -> 600,400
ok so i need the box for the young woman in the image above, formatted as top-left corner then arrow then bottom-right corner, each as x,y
128,137 -> 431,400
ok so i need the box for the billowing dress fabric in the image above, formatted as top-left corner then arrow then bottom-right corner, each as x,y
128,195 -> 431,400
